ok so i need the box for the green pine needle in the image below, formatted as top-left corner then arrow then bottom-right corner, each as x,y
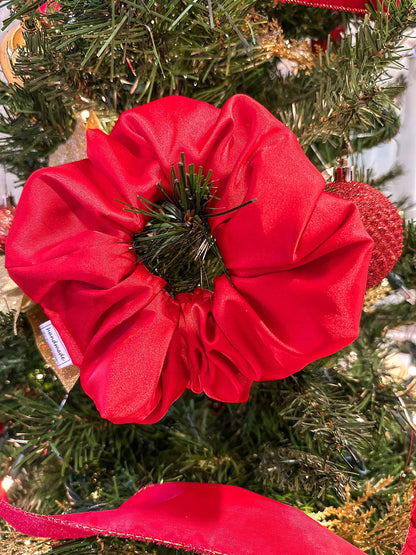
119,153 -> 255,297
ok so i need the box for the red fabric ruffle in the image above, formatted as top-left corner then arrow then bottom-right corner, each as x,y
6,95 -> 373,424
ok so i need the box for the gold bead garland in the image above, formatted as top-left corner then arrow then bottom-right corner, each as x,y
363,278 -> 392,312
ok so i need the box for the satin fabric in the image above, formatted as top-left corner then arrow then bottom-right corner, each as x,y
6,94 -> 373,424
0,481 -> 365,554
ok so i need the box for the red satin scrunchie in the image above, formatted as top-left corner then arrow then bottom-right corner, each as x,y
6,94 -> 373,424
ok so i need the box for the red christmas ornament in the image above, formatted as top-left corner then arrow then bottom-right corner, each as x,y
311,25 -> 344,53
0,206 -> 15,254
328,167 -> 403,289
38,1 -> 60,14
25,0 -> 60,15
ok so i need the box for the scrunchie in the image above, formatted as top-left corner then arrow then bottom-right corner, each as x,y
6,95 -> 373,424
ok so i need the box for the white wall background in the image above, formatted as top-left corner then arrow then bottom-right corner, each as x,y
388,53 -> 416,219
359,41 -> 416,219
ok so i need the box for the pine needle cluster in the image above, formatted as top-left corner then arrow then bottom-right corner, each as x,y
126,154 -> 225,295
124,154 -> 255,295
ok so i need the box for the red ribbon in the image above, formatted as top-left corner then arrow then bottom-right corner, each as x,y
276,0 -> 368,13
0,481 -> 366,554
275,0 -> 399,14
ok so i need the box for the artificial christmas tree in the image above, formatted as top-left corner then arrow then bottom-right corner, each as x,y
1,1 -> 416,554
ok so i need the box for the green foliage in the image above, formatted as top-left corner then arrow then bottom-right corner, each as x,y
393,220 -> 416,285
128,154 -> 227,295
258,1 -> 413,165
0,311 -> 45,392
127,153 -> 256,295
1,0 -> 414,180
1,0 -> 264,181
262,2 -> 345,40
0,66 -> 74,181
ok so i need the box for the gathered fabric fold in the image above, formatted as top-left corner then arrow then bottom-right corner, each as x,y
6,94 -> 373,424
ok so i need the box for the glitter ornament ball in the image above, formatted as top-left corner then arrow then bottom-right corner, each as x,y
328,171 -> 403,289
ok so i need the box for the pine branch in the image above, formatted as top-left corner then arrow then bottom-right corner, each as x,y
253,0 -> 414,163
124,154 -> 255,295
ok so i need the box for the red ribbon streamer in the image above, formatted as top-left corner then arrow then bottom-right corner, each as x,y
276,0 -> 368,13
0,481 -> 366,554
275,0 -> 398,14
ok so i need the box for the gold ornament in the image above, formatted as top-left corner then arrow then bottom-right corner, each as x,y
254,18 -> 315,73
0,24 -> 25,86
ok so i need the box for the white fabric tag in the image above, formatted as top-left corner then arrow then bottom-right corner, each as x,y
39,320 -> 73,369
